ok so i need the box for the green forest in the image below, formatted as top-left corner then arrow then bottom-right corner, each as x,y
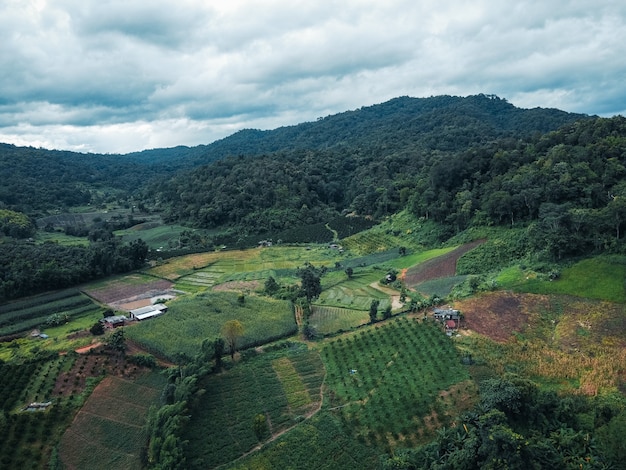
1,94 -> 626,469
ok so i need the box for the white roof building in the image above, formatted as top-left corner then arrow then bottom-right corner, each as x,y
129,304 -> 168,321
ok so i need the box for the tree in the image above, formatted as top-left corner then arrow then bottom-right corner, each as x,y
369,299 -> 379,324
345,267 -> 354,279
89,321 -> 105,336
107,328 -> 126,355
264,276 -> 279,296
253,413 -> 269,441
213,337 -> 225,370
222,320 -> 244,359
297,263 -> 324,303
383,305 -> 392,320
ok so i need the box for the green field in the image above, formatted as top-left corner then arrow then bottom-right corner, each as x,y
321,317 -> 473,447
0,354 -> 80,470
498,256 -> 626,302
58,372 -> 166,470
227,412 -> 380,470
308,306 -> 370,335
183,346 -> 326,469
124,291 -> 298,359
0,289 -> 104,345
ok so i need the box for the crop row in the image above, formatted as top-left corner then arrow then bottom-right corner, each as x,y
0,302 -> 102,337
184,349 -> 325,469
125,292 -> 297,359
309,305 -> 369,335
321,318 -> 469,446
0,288 -> 80,315
0,294 -> 94,328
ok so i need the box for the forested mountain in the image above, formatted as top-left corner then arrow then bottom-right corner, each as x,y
0,95 -> 586,217
146,95 -> 590,233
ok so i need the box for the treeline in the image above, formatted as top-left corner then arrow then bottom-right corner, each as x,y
0,239 -> 148,301
382,376 -> 626,469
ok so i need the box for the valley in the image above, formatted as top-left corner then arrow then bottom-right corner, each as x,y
1,96 -> 626,468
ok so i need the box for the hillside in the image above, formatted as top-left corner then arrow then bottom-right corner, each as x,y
0,94 -> 586,217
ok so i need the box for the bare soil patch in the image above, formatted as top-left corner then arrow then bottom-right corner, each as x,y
453,291 -> 550,342
212,280 -> 262,292
53,347 -> 151,398
84,279 -> 174,305
404,240 -> 484,287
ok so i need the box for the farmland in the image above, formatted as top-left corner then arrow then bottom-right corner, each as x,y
321,317 -> 474,447
2,230 -> 626,469
183,345 -> 326,469
124,291 -> 298,359
58,372 -> 166,470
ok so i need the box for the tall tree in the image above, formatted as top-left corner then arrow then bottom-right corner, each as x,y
222,320 -> 244,359
297,263 -> 325,303
369,299 -> 379,324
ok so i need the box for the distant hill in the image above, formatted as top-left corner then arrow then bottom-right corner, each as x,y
173,94 -> 589,164
146,94 -> 593,235
0,94 -> 589,216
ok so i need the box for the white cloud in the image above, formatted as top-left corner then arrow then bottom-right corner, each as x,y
0,0 -> 625,153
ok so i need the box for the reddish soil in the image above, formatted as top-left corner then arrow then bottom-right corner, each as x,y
403,240 -> 484,287
53,346 -> 150,398
84,279 -> 174,304
453,291 -> 550,343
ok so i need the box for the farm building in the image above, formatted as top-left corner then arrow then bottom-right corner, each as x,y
102,315 -> 127,328
433,307 -> 461,321
433,307 -> 462,334
130,303 -> 168,321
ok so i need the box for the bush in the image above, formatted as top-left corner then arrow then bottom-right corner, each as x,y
127,354 -> 157,368
89,322 -> 105,336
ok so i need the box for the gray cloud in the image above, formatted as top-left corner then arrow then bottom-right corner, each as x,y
0,0 -> 624,153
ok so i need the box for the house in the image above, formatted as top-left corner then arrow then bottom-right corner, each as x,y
433,308 -> 461,321
129,303 -> 168,321
102,315 -> 127,328
433,307 -> 462,334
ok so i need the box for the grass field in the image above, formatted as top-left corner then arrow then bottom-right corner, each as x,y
147,245 -> 345,282
308,306 -> 370,335
59,372 -> 166,470
498,256 -> 626,302
124,291 -> 298,359
183,346 -> 326,469
0,289 -> 105,360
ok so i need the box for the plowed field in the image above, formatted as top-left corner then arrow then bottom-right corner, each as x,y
403,240 -> 484,288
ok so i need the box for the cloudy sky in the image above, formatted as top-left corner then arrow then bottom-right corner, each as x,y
1,0 -> 625,154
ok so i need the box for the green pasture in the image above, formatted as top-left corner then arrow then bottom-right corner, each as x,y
35,231 -> 90,246
172,245 -> 347,291
116,223 -> 195,249
309,306 -> 370,335
498,256 -> 626,303
318,269 -> 392,311
0,308 -> 105,362
184,346 -> 326,469
321,317 -> 471,448
124,291 -> 297,359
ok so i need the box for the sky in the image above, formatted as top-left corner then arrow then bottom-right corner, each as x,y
1,0 -> 625,154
